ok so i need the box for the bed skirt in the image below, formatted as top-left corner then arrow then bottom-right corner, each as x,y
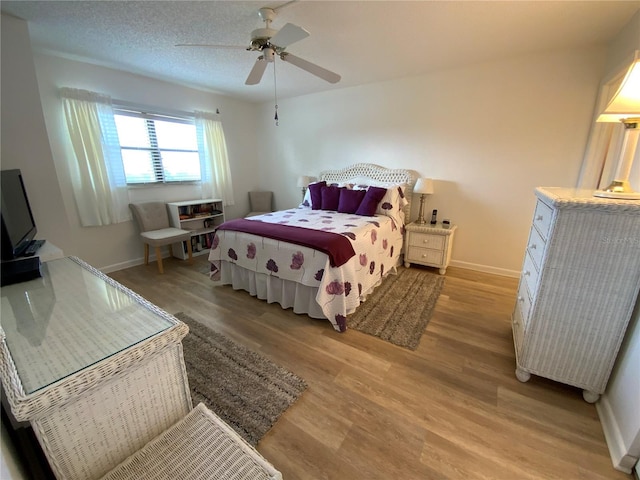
220,261 -> 327,319
217,260 -> 396,328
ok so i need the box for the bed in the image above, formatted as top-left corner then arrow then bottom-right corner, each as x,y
207,163 -> 416,332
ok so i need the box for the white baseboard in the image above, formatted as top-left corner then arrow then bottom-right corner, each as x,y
99,258 -> 145,273
449,260 -> 520,278
98,248 -> 198,273
597,396 -> 639,474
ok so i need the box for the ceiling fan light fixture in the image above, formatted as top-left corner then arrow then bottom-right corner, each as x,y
250,27 -> 277,44
263,47 -> 275,63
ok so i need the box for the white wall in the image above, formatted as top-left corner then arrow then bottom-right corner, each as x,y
0,14 -> 613,275
596,9 -> 640,476
0,14 -> 54,478
1,14 -> 72,253
256,47 -> 607,275
31,53 -> 260,270
2,13 -> 262,271
598,301 -> 640,474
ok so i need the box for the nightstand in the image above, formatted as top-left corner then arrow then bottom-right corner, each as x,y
404,222 -> 457,274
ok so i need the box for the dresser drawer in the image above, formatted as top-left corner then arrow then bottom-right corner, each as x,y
532,200 -> 553,240
408,232 -> 445,250
406,247 -> 444,265
512,302 -> 525,357
526,226 -> 546,270
521,251 -> 539,300
515,280 -> 531,328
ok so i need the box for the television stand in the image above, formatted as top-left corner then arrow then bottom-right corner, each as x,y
0,256 -> 192,480
0,256 -> 41,286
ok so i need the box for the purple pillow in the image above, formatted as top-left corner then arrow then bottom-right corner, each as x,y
355,186 -> 387,216
338,188 -> 366,214
308,181 -> 326,210
321,185 -> 341,211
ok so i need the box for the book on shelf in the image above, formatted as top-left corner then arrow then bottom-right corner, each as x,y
204,232 -> 215,249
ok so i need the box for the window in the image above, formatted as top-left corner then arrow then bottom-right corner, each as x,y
114,108 -> 200,184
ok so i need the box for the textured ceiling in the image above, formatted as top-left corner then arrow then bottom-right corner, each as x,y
2,1 -> 639,103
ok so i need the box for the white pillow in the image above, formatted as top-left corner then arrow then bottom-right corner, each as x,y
376,185 -> 409,226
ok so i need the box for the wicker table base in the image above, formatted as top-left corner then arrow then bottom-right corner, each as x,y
0,257 -> 193,479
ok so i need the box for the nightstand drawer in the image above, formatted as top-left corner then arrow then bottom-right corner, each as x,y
406,247 -> 444,265
533,200 -> 553,240
408,233 -> 445,250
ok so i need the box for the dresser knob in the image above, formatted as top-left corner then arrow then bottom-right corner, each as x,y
518,296 -> 524,302
536,215 -> 543,221
529,244 -> 536,250
524,270 -> 530,276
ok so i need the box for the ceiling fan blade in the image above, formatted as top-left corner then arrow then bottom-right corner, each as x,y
245,56 -> 269,85
175,44 -> 246,50
270,23 -> 309,48
280,53 -> 341,84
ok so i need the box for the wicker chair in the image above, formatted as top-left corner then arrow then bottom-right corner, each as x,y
99,403 -> 283,480
129,202 -> 193,274
246,191 -> 274,217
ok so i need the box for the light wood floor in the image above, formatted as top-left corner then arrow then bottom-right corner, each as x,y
109,255 -> 630,480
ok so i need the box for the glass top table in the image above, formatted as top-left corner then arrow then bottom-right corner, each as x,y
0,256 -> 176,395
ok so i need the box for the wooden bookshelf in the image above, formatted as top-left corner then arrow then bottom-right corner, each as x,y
167,199 -> 224,259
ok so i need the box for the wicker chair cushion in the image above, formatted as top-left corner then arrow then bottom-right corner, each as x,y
140,228 -> 191,247
99,403 -> 282,480
247,191 -> 274,217
129,202 -> 171,231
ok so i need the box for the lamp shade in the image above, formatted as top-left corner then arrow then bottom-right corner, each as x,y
597,54 -> 640,123
297,176 -> 310,188
414,178 -> 434,195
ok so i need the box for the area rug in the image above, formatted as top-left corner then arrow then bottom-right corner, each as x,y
174,312 -> 307,446
197,261 -> 213,276
348,267 -> 445,350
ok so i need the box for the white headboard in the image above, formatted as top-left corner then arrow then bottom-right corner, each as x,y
319,163 -> 417,221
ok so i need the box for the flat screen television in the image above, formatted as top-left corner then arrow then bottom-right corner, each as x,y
1,169 -> 38,260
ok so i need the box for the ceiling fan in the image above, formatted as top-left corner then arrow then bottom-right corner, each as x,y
176,1 -> 341,86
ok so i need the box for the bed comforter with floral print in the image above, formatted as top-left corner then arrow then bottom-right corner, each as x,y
207,207 -> 404,332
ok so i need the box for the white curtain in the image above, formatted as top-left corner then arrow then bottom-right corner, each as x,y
60,88 -> 130,226
195,111 -> 235,206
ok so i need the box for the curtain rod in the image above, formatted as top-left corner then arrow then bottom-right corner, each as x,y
113,99 -> 220,118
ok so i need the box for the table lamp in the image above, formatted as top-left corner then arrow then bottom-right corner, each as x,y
297,175 -> 310,200
414,178 -> 434,224
594,52 -> 640,200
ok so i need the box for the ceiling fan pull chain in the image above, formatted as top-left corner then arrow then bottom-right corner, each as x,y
273,57 -> 279,126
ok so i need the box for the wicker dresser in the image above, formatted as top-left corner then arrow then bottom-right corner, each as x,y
0,257 -> 192,479
512,187 -> 640,403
